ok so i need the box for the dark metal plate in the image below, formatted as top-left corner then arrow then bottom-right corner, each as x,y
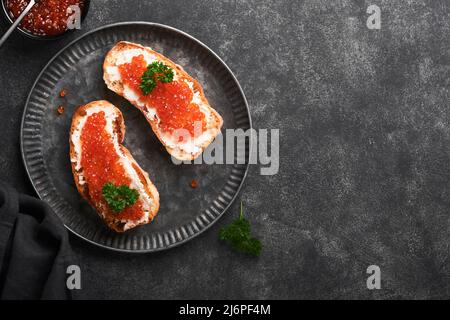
20,22 -> 251,252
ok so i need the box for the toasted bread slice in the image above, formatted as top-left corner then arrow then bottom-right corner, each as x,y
103,41 -> 223,161
69,100 -> 160,232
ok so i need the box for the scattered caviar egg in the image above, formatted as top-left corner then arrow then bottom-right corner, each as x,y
59,89 -> 66,97
190,179 -> 198,189
57,105 -> 65,115
6,0 -> 86,37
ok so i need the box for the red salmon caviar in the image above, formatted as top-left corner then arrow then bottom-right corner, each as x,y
57,105 -> 65,115
80,112 -> 143,221
118,55 -> 206,136
6,0 -> 85,36
190,179 -> 198,189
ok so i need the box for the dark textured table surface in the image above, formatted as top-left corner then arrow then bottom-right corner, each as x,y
1,0 -> 449,299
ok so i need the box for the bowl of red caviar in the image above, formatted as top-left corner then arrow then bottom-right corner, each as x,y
1,0 -> 90,40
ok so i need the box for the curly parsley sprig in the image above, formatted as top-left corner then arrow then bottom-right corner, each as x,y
102,182 -> 139,213
219,202 -> 262,256
140,61 -> 174,95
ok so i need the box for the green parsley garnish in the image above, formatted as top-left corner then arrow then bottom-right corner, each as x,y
102,182 -> 139,213
140,61 -> 174,95
219,202 -> 262,256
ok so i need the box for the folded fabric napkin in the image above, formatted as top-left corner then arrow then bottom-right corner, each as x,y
0,181 -> 76,299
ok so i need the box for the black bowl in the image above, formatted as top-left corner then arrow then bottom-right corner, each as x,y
1,0 -> 90,40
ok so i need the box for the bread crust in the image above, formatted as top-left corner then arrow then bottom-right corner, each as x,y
69,100 -> 160,232
103,41 -> 223,160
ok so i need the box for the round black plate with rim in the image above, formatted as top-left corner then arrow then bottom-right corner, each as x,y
21,22 -> 251,252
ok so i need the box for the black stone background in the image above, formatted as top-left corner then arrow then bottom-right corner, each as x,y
0,0 -> 449,299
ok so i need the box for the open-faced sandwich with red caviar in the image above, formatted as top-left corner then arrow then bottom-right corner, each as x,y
103,41 -> 223,160
69,100 -> 160,232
